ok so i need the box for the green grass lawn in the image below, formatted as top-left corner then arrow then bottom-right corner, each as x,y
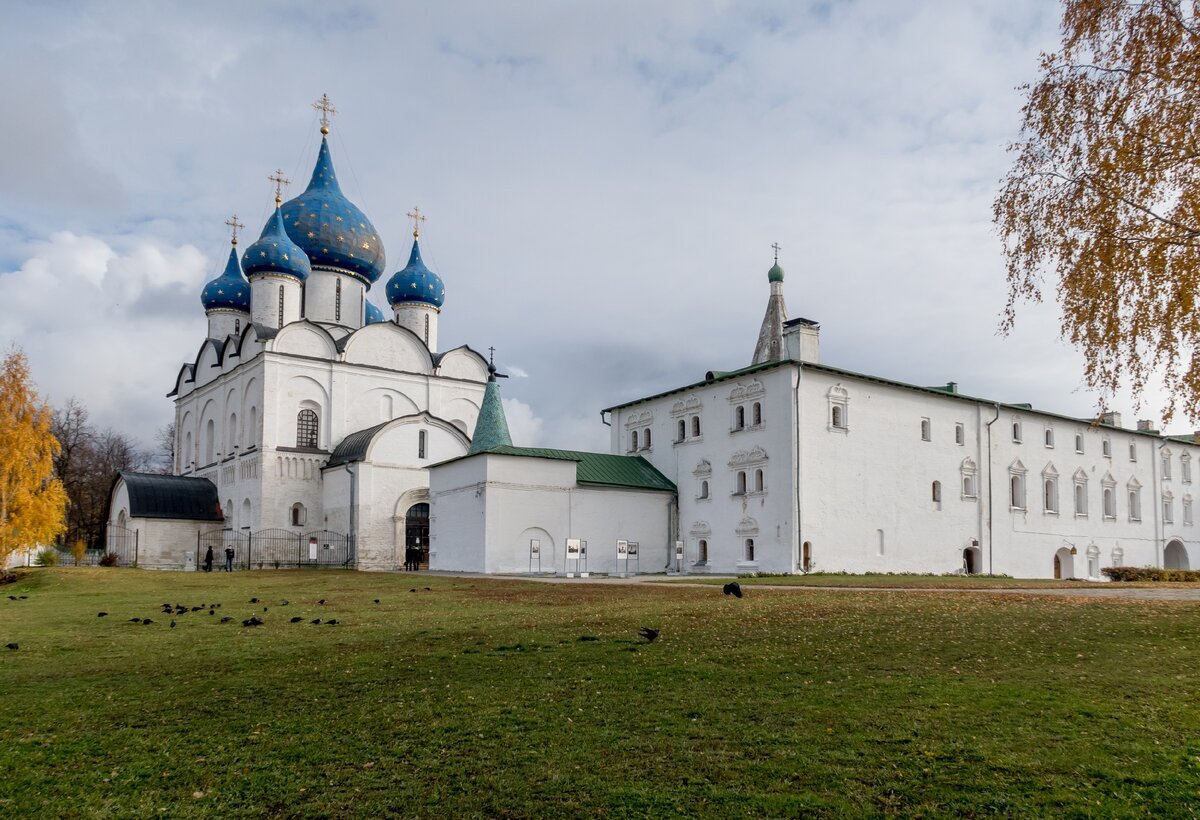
2,568 -> 1199,816
668,573 -> 1135,589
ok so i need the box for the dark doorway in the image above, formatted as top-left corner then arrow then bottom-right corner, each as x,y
962,547 -> 978,575
405,503 -> 430,569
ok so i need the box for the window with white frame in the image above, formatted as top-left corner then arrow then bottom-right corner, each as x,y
1102,438 -> 1111,458
734,405 -> 745,431
955,423 -> 964,445
753,469 -> 765,494
1103,485 -> 1116,519
1075,432 -> 1084,454
1074,470 -> 1088,517
744,538 -> 755,562
691,415 -> 701,438
1128,480 -> 1142,521
932,480 -> 942,506
1045,428 -> 1054,448
1111,546 -> 1124,567
677,419 -> 686,442
961,458 -> 978,499
1012,421 -> 1022,443
828,386 -> 849,432
1087,545 -> 1100,579
751,402 -> 762,427
698,479 -> 709,500
1185,495 -> 1194,526
630,430 -> 639,452
1009,460 -> 1027,509
1163,448 -> 1173,479
1130,442 -> 1137,462
1043,467 -> 1059,514
291,502 -> 307,527
697,539 -> 708,563
643,428 -> 652,449
921,418 -> 931,441
1164,491 -> 1174,524
418,429 -> 427,460
1183,454 -> 1192,483
734,471 -> 747,495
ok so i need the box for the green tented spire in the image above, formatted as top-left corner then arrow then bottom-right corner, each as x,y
468,359 -> 512,455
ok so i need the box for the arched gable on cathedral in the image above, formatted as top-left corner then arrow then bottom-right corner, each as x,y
270,320 -> 339,360
341,322 -> 433,374
435,346 -> 489,382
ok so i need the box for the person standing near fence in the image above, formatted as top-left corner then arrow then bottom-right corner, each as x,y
224,545 -> 234,572
204,546 -> 214,573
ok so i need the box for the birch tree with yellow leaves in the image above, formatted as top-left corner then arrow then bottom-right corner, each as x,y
995,0 -> 1200,421
0,349 -> 67,575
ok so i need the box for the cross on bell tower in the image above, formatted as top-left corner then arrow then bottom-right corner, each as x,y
312,93 -> 337,135
225,214 -> 245,246
407,206 -> 426,239
771,242 -> 781,263
268,169 -> 290,206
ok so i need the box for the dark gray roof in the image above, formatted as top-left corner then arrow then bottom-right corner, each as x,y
116,472 -> 222,521
327,420 -> 392,467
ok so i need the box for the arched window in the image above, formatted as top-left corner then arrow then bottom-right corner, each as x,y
291,503 -> 306,527
1102,438 -> 1111,458
204,419 -> 215,465
1074,482 -> 1087,516
752,402 -> 762,426
698,539 -> 708,562
1044,478 -> 1058,513
831,405 -> 844,429
932,481 -> 942,503
802,541 -> 812,572
1075,433 -> 1084,453
227,412 -> 238,454
630,430 -> 638,452
1129,487 -> 1142,521
1045,428 -> 1054,447
677,419 -> 686,442
1163,452 -> 1173,479
691,415 -> 701,437
754,469 -> 764,493
1010,474 -> 1025,509
1012,421 -> 1022,443
734,406 -> 745,430
297,409 -> 319,449
921,419 -> 931,441
698,480 -> 709,499
1103,487 -> 1115,518
744,538 -> 755,562
735,471 -> 747,495
643,428 -> 652,449
246,406 -> 257,448
418,430 -> 427,460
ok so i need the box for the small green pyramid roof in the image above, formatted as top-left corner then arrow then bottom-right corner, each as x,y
468,368 -> 512,455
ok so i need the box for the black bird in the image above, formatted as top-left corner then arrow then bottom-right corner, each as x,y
310,618 -> 322,625
424,587 -> 431,591
249,598 -> 259,604
280,600 -> 289,606
326,619 -> 338,625
317,599 -> 326,605
262,607 -> 268,612
142,619 -> 154,625
8,595 -> 17,600
215,603 -> 221,608
242,616 -> 263,627
208,610 -> 214,616
18,595 -> 27,599
290,616 -> 304,623
374,599 -> 381,604
410,589 -> 416,593
191,606 -> 202,612
5,643 -> 17,650
638,627 -> 660,643
97,612 -> 108,617
220,616 -> 233,623
130,617 -> 142,623
170,620 -> 177,629
723,582 -> 743,599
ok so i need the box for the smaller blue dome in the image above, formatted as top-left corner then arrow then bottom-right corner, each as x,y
364,300 -> 385,325
386,240 -> 445,309
201,247 -> 250,313
243,207 -> 311,282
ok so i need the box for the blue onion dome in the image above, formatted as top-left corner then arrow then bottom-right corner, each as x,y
386,239 -> 445,309
280,137 -> 386,285
364,299 -> 385,325
200,247 -> 250,313
243,207 -> 312,282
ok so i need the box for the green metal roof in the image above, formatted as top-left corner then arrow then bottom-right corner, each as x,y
468,379 -> 513,455
438,445 -> 676,492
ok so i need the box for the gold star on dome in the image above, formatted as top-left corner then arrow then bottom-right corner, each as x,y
307,231 -> 315,238
282,253 -> 289,261
361,242 -> 370,250
335,215 -> 343,222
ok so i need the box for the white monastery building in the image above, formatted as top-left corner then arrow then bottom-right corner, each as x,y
107,100 -> 1200,579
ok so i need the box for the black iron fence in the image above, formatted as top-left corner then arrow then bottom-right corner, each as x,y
103,525 -> 139,567
197,527 -> 355,570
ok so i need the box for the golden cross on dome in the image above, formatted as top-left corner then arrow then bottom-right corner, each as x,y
312,93 -> 337,134
407,206 -> 426,239
225,214 -> 245,246
771,242 -> 781,263
268,169 -> 290,206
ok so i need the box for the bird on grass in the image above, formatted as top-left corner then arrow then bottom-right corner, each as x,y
97,612 -> 108,618
249,598 -> 259,604
5,643 -> 16,650
317,599 -> 326,605
242,616 -> 263,627
220,616 -> 233,623
142,619 -> 154,625
424,587 -> 431,591
310,618 -> 322,625
280,600 -> 289,606
18,596 -> 27,600
326,619 -> 338,626
290,616 -> 304,623
723,582 -> 743,599
374,599 -> 381,604
129,617 -> 142,623
262,607 -> 269,613
7,595 -> 17,601
170,620 -> 177,629
208,610 -> 214,616
638,627 -> 660,643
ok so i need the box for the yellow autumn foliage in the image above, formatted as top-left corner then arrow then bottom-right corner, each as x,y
995,0 -> 1200,422
0,349 -> 68,569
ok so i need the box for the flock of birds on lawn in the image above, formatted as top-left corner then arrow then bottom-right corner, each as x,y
3,580 -> 745,651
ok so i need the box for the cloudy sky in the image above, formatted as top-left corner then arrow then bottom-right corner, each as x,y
0,0 -> 1176,452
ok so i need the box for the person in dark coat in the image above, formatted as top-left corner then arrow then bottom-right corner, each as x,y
224,545 -> 234,572
204,546 -> 214,573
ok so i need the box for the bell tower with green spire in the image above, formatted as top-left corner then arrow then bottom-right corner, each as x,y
468,349 -> 512,455
752,244 -> 789,365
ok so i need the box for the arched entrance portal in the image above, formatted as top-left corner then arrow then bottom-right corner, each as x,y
405,503 -> 430,570
1164,539 -> 1190,570
962,547 -> 981,575
1053,546 -> 1075,580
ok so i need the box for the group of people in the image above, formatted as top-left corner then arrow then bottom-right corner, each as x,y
203,546 -> 236,572
403,546 -> 424,572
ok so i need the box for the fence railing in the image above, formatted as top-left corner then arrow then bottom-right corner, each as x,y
196,527 -> 355,570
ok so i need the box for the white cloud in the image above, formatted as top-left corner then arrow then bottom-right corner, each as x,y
501,397 -> 544,447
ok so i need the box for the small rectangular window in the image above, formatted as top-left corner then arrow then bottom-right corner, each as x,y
1012,421 -> 1022,443
920,418 -> 931,442
955,423 -> 964,446
1102,439 -> 1111,458
1075,433 -> 1084,454
1130,442 -> 1137,462
1044,428 -> 1054,448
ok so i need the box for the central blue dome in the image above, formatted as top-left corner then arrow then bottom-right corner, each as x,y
386,239 -> 445,309
280,137 -> 386,285
201,247 -> 250,313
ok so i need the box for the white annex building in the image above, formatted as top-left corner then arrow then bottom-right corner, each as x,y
107,101 -> 1200,579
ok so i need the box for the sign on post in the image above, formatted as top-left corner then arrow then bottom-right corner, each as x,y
566,538 -> 581,577
529,539 -> 541,574
674,540 -> 685,573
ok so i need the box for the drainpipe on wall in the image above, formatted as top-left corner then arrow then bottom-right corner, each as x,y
794,365 -> 803,572
344,463 -> 358,566
1154,437 -> 1165,567
985,403 -> 1001,575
